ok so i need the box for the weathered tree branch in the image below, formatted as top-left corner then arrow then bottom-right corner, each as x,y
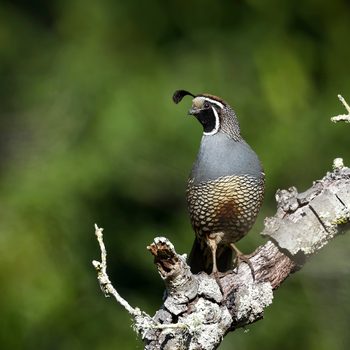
92,95 -> 350,350
92,164 -> 350,349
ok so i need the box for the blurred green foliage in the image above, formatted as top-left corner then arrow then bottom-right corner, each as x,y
0,0 -> 350,349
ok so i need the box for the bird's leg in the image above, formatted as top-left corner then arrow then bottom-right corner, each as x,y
230,243 -> 255,279
207,238 -> 218,275
207,237 -> 225,293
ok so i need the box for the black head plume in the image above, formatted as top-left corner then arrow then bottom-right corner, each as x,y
172,90 -> 195,104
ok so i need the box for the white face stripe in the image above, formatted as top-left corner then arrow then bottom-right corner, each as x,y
203,106 -> 220,136
203,97 -> 224,109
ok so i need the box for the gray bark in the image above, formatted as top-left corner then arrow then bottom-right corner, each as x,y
140,165 -> 350,349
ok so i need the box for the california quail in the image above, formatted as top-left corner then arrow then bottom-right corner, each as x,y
173,90 -> 265,275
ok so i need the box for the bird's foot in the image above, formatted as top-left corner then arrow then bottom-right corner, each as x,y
234,254 -> 255,280
230,244 -> 255,280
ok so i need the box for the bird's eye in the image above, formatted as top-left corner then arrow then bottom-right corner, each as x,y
203,101 -> 210,108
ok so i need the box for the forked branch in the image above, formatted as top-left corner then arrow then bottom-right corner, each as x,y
331,94 -> 350,123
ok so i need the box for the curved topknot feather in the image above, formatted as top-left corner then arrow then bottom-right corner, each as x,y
172,90 -> 195,104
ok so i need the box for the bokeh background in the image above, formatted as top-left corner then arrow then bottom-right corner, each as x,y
1,0 -> 350,349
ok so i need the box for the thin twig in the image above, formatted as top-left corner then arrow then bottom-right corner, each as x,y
92,225 -> 196,338
92,224 -> 141,317
331,94 -> 350,123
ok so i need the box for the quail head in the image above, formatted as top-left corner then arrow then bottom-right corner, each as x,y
173,90 -> 265,275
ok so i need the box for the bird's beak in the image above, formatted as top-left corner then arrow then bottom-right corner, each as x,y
188,107 -> 200,116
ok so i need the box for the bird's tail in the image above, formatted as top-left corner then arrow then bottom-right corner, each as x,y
188,238 -> 233,274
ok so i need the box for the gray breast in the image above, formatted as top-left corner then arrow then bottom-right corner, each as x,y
190,133 -> 263,185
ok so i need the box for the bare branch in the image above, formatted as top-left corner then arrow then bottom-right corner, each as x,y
331,94 -> 350,123
92,224 -> 141,317
92,164 -> 350,349
92,225 -> 193,341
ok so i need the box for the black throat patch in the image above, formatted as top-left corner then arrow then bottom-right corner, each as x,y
195,107 -> 219,134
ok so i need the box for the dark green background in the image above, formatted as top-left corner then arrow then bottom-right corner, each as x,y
1,0 -> 350,349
